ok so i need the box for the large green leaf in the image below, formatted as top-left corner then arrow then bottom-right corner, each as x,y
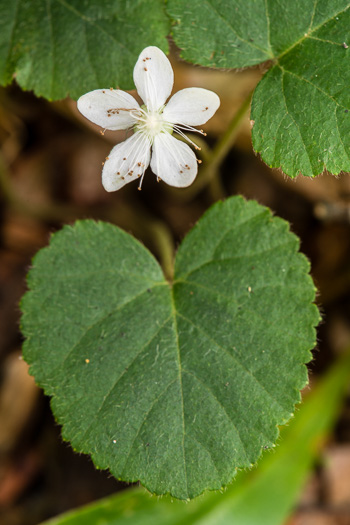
21,197 -> 319,500
0,0 -> 169,100
167,0 -> 350,177
40,350 -> 350,525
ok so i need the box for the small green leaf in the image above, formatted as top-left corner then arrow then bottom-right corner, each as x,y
167,0 -> 350,177
0,0 -> 169,100
21,197 -> 319,500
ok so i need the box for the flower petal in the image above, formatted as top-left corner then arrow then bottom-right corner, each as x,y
102,132 -> 151,191
133,46 -> 174,112
150,133 -> 198,188
163,88 -> 220,126
77,89 -> 140,131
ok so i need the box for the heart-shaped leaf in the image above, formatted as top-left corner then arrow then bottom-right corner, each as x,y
21,197 -> 319,499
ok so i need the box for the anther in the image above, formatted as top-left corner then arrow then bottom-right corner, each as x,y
137,186 -> 142,191
180,170 -> 183,173
100,130 -> 105,135
117,171 -> 120,175
106,156 -> 109,160
123,157 -> 126,160
197,159 -> 202,164
121,176 -> 125,180
144,67 -> 148,71
137,162 -> 142,166
102,162 -> 104,165
157,177 -> 161,182
110,87 -> 113,91
102,90 -> 105,93
205,107 -> 208,110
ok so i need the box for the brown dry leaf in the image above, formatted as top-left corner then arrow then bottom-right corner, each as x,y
0,351 -> 39,454
324,445 -> 350,505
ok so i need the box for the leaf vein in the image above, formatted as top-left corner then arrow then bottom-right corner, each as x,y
79,315 -> 173,445
170,289 -> 188,497
120,377 -> 178,475
177,311 -> 289,415
279,69 -> 314,172
203,0 -> 271,55
182,368 -> 250,464
52,286 -> 163,373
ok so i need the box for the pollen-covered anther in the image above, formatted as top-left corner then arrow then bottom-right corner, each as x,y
197,159 -> 202,164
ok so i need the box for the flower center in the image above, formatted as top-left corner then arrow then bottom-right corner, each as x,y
134,108 -> 172,142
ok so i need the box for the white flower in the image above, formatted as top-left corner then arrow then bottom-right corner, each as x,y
77,46 -> 220,191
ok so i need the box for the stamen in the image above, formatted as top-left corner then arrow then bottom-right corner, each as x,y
172,125 -> 201,149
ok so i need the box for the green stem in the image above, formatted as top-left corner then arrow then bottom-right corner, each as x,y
207,89 -> 253,173
177,89 -> 253,202
148,222 -> 174,282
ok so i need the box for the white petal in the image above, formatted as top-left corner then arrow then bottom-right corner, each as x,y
133,46 -> 174,112
150,133 -> 198,188
77,89 -> 140,131
163,88 -> 220,126
102,132 -> 151,191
